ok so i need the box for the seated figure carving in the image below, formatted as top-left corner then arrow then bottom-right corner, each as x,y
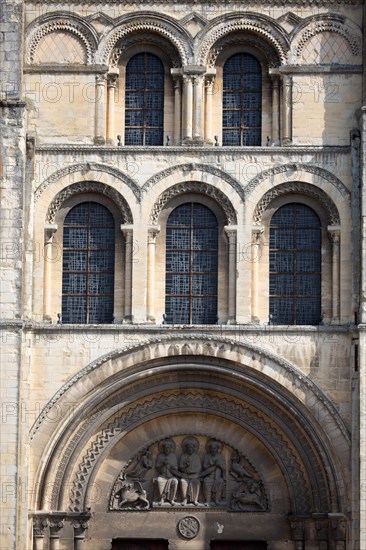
179,436 -> 202,506
155,438 -> 179,505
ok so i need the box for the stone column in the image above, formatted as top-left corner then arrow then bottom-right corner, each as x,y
290,518 -> 305,550
205,76 -> 215,143
94,74 -> 106,145
43,225 -> 57,321
183,75 -> 193,140
121,225 -> 134,322
328,226 -> 341,323
147,226 -> 160,322
193,75 -> 204,140
173,76 -> 182,145
73,520 -> 89,550
251,226 -> 263,323
271,75 -> 280,145
106,71 -> 118,145
281,74 -> 292,145
49,519 -> 64,550
224,226 -> 237,323
33,516 -> 48,550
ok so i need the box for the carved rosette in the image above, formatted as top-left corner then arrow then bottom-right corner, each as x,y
109,436 -> 268,512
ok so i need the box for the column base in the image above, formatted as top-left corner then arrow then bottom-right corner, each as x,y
94,137 -> 106,145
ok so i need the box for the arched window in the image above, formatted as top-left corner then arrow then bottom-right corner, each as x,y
62,202 -> 115,324
165,203 -> 218,324
222,53 -> 262,146
269,203 -> 321,325
125,52 -> 164,146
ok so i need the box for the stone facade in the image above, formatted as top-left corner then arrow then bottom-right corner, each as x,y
0,0 -> 365,549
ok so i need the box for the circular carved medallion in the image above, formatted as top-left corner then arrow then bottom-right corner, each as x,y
178,516 -> 200,539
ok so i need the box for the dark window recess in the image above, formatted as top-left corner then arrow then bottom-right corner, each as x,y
165,203 -> 218,324
62,202 -> 115,324
125,53 -> 164,146
222,53 -> 262,146
269,203 -> 321,325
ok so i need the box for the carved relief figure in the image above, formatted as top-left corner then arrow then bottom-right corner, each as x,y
179,437 -> 202,506
155,438 -> 179,505
114,479 -> 150,510
202,439 -> 226,505
229,451 -> 267,511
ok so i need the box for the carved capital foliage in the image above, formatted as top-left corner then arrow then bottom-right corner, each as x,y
33,516 -> 48,538
252,181 -> 341,225
26,14 -> 98,64
45,181 -> 133,224
149,181 -> 237,224
197,15 -> 289,66
99,19 -> 191,66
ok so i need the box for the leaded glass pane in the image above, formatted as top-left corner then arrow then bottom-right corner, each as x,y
269,203 -> 321,325
223,53 -> 262,147
125,53 -> 164,146
62,202 -> 115,324
165,203 -> 218,324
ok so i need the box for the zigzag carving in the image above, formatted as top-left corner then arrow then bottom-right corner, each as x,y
68,392 -> 311,513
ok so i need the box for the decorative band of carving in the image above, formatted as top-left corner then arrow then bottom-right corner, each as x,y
207,33 -> 280,68
100,21 -> 190,66
244,163 -> 350,205
253,181 -> 340,225
143,162 -> 243,200
149,181 -> 237,224
34,162 -> 141,203
110,33 -> 181,68
293,21 -> 361,57
45,181 -> 133,224
68,392 -> 310,513
26,19 -> 96,64
198,17 -> 289,66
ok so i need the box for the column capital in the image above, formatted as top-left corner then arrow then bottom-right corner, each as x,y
224,225 -> 238,238
327,225 -> 341,244
120,224 -> 134,235
147,225 -> 161,241
33,516 -> 48,538
251,225 -> 264,240
95,74 -> 107,85
44,224 -> 58,240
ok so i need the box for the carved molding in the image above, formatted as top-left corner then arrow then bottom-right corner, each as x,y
23,0 -> 363,4
69,393 -> 307,513
34,162 -> 141,203
253,181 -> 340,225
143,162 -> 243,197
197,15 -> 289,66
30,334 -> 351,446
99,19 -> 191,66
244,163 -> 350,204
207,33 -> 280,68
109,435 -> 269,512
292,19 -> 361,59
110,32 -> 181,68
149,181 -> 237,224
45,181 -> 133,224
26,15 -> 98,65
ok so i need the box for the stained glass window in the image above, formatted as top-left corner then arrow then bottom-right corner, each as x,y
165,203 -> 218,324
222,53 -> 262,146
62,202 -> 115,324
269,203 -> 321,325
125,53 -> 164,146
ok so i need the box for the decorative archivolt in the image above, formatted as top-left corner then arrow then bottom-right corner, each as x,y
110,32 -> 181,68
244,163 -> 350,204
253,181 -> 340,225
46,181 -> 133,224
34,162 -> 141,203
98,16 -> 192,66
197,13 -> 289,66
25,14 -> 98,65
291,17 -> 361,61
149,181 -> 237,224
207,32 -> 281,68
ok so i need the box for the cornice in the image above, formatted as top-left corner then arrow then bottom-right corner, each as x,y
35,144 -> 352,155
24,0 -> 363,5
